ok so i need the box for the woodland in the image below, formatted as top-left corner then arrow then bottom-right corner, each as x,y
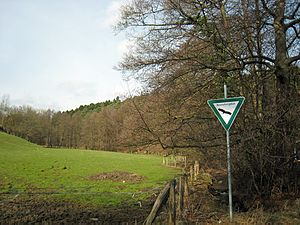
1,0 -> 299,208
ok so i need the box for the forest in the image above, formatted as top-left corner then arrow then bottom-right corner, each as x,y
1,0 -> 299,209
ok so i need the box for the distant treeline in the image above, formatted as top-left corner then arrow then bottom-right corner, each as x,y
0,88 -> 226,154
0,97 -> 126,151
67,97 -> 122,115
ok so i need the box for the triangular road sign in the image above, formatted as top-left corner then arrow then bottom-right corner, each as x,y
207,97 -> 245,131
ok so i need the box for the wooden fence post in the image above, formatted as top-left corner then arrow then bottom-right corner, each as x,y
168,179 -> 176,225
183,174 -> 189,200
194,161 -> 200,180
144,174 -> 191,225
178,176 -> 184,216
189,165 -> 193,181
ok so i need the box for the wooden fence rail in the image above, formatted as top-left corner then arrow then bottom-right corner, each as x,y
145,174 -> 189,225
145,182 -> 171,225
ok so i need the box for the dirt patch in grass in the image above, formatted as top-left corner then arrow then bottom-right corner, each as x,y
88,171 -> 144,183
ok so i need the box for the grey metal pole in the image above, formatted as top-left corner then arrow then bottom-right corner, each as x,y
227,130 -> 233,222
224,83 -> 227,98
224,84 -> 233,222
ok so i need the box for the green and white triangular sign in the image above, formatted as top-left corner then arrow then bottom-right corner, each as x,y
207,97 -> 245,131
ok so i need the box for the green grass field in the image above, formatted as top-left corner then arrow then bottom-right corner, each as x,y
0,132 -> 178,206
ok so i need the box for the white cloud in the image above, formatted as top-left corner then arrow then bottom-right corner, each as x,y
101,0 -> 126,28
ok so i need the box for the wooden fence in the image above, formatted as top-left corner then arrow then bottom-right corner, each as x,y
145,160 -> 200,224
162,155 -> 187,168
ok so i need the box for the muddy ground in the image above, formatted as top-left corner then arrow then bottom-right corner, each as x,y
0,171 -> 154,224
88,171 -> 144,183
0,196 -> 153,224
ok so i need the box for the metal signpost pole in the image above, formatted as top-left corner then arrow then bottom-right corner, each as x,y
224,84 -> 233,222
208,87 -> 244,222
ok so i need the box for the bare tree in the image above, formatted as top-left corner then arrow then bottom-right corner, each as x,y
116,0 -> 300,200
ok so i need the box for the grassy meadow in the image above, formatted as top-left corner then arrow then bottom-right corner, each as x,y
0,132 -> 178,206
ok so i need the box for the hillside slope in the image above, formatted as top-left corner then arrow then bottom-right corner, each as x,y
0,131 -> 178,205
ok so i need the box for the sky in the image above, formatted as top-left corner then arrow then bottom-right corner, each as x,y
0,0 -> 136,111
